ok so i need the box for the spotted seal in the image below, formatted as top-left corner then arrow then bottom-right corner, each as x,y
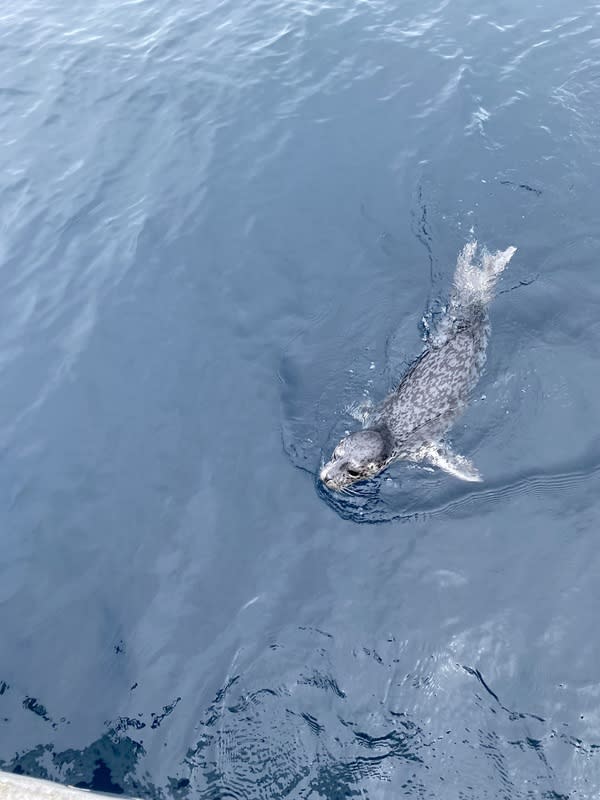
320,241 -> 516,491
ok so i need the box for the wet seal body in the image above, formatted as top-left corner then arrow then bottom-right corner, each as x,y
320,242 -> 516,492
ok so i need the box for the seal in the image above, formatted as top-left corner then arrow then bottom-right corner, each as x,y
319,241 -> 516,491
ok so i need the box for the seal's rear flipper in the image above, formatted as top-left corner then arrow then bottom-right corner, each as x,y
418,443 -> 483,482
451,241 -> 517,313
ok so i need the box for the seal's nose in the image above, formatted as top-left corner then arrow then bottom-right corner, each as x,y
320,462 -> 342,490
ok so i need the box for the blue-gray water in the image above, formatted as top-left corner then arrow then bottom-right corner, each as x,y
1,0 -> 600,797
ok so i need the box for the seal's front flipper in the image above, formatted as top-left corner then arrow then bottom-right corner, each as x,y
420,443 -> 483,483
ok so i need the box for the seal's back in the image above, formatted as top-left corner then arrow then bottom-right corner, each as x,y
374,242 -> 516,456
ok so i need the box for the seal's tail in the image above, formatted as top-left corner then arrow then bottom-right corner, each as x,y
450,240 -> 516,315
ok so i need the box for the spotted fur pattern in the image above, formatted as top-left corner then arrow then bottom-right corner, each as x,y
374,243 -> 516,459
320,242 -> 516,491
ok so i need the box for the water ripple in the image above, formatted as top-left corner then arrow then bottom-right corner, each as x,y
2,0 -> 600,796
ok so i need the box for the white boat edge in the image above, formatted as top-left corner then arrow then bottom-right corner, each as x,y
0,771 -> 140,799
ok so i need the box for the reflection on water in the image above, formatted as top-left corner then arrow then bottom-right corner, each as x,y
2,0 -> 600,796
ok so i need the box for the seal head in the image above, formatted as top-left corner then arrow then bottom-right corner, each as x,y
320,428 -> 392,491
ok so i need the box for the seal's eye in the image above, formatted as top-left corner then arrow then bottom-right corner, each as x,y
346,468 -> 361,478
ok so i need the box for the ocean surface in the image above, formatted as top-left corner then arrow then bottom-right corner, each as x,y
1,0 -> 600,797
